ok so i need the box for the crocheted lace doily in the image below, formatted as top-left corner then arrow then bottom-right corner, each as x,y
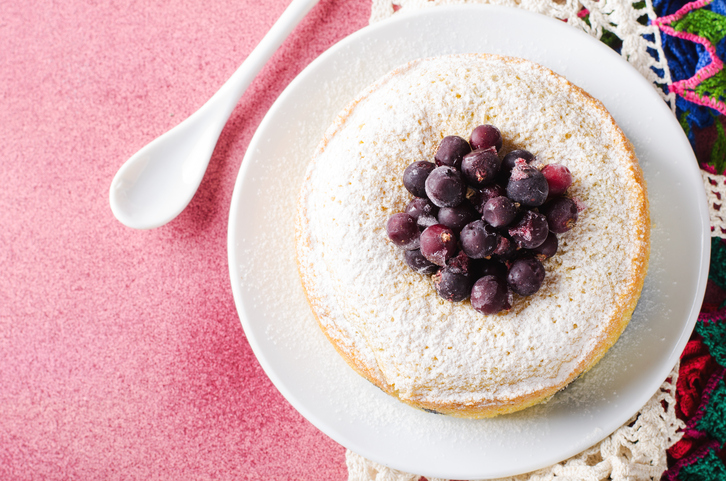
343,1 -> 688,480
703,170 -> 726,237
346,363 -> 682,481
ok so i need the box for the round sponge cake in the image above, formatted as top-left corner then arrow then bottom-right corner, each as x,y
295,54 -> 649,418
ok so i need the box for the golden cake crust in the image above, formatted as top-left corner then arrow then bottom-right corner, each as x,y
295,54 -> 650,418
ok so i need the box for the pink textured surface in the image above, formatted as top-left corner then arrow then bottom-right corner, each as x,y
0,0 -> 370,478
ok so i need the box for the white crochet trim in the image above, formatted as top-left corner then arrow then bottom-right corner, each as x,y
346,362 -> 684,481
703,170 -> 726,237
345,2 -> 688,479
369,0 -> 676,114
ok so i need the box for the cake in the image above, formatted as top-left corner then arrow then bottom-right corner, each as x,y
295,54 -> 650,418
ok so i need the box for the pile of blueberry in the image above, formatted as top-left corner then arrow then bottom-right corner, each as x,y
386,124 -> 580,314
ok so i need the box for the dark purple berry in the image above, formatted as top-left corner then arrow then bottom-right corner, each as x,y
405,197 -> 437,220
471,258 -> 508,279
472,184 -> 506,214
420,224 -> 458,266
541,163 -> 572,197
469,124 -> 503,152
405,197 -> 438,229
435,136 -> 471,169
493,234 -> 517,259
437,200 -> 477,233
500,149 -> 535,181
403,161 -> 435,198
386,213 -> 420,250
506,159 -> 549,207
541,197 -> 578,233
460,220 -> 498,259
447,249 -> 470,272
416,213 -> 438,230
432,252 -> 472,302
507,257 -> 546,296
471,275 -> 511,314
425,166 -> 467,208
482,196 -> 517,227
508,210 -> 549,249
404,249 -> 438,275
461,149 -> 501,187
530,232 -> 559,261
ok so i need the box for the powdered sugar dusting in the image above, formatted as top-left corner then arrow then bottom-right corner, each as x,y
296,54 -> 649,413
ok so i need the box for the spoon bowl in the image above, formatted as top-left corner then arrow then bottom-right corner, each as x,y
110,0 -> 321,229
110,110 -> 221,229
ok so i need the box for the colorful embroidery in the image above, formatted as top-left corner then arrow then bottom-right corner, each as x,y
664,237 -> 726,476
655,0 -> 726,173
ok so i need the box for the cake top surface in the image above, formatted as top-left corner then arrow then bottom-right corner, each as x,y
296,54 -> 649,409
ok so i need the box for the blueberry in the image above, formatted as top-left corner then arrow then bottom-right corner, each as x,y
508,210 -> 549,249
507,159 -> 548,207
435,136 -> 471,169
403,161 -> 435,198
471,258 -> 508,280
471,275 -> 511,314
460,220 -> 498,259
471,184 -> 506,214
424,166 -> 467,208
541,197 -> 578,233
420,224 -> 458,266
405,197 -> 439,229
437,200 -> 478,233
433,252 -> 472,302
493,234 -> 517,260
469,124 -> 503,152
530,231 -> 559,260
461,149 -> 501,187
386,213 -> 420,250
482,196 -> 517,227
405,197 -> 438,220
499,149 -> 535,182
507,257 -> 546,296
404,249 -> 439,275
416,213 -> 439,230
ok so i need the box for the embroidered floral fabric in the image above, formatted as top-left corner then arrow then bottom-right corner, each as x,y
345,1 -> 726,480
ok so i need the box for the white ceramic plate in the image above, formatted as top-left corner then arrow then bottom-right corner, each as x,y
228,5 -> 710,479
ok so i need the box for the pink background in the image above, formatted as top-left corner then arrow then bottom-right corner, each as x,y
0,0 -> 372,478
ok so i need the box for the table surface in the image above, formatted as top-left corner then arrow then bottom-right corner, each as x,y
0,0 -> 370,478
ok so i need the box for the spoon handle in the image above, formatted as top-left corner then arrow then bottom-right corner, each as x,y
198,0 -> 322,130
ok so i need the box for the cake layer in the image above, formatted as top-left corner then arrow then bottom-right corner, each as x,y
295,54 -> 650,417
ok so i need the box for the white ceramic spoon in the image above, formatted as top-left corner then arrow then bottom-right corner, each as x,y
109,0 -> 321,229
